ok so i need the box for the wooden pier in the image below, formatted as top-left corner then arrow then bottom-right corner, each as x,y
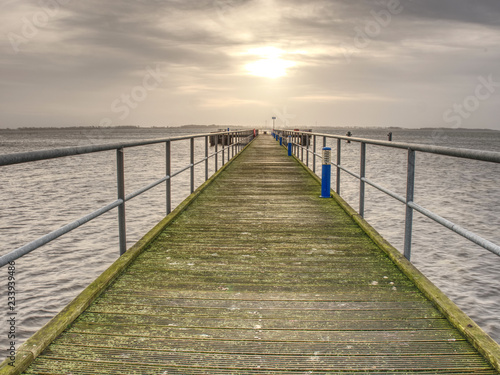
2,135 -> 500,374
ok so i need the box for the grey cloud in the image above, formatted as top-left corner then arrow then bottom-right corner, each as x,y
403,0 -> 500,27
0,0 -> 499,129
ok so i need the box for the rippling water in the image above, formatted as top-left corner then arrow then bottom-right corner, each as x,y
0,126 -> 499,350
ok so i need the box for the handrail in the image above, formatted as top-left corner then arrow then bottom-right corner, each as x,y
282,131 -> 500,163
275,129 -> 500,260
0,130 -> 256,267
0,131 -> 240,166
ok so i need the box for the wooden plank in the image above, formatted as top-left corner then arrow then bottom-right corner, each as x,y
86,304 -> 443,320
47,333 -> 477,355
75,312 -> 451,330
26,349 -> 495,372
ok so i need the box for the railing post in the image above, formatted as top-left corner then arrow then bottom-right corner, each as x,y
360,142 -> 366,218
215,140 -> 218,172
190,137 -> 195,194
205,135 -> 209,181
301,135 -> 304,162
288,136 -> 292,156
313,135 -> 316,174
336,138 -> 341,195
222,136 -> 225,166
279,135 -> 283,146
227,129 -> 231,163
321,147 -> 332,198
404,149 -> 416,260
116,148 -> 126,255
166,141 -> 171,214
231,132 -> 234,159
306,134 -> 309,167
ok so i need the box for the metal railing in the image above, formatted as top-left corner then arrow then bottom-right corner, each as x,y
274,129 -> 500,261
0,130 -> 256,267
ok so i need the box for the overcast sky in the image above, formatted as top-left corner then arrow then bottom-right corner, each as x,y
1,0 -> 500,129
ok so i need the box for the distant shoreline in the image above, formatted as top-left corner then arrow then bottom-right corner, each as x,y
0,125 -> 224,131
0,125 -> 498,133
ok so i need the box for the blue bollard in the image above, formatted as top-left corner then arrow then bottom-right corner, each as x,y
321,147 -> 332,198
279,136 -> 283,146
288,136 -> 292,156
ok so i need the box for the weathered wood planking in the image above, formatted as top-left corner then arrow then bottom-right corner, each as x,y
12,135 -> 500,373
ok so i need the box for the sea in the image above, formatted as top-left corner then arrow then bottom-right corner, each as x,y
0,126 -> 499,351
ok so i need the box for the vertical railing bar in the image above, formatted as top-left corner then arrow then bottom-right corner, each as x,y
205,136 -> 209,181
190,137 -> 195,194
404,149 -> 416,260
306,134 -> 309,167
222,137 -> 225,166
313,135 -> 316,174
215,139 -> 218,172
166,141 -> 171,214
227,130 -> 231,163
301,135 -> 304,162
359,142 -> 366,218
336,138 -> 341,195
116,148 -> 126,255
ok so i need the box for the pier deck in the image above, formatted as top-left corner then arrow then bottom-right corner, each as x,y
6,135 -> 500,374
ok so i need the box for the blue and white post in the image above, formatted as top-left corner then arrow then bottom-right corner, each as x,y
279,135 -> 283,146
320,147 -> 332,198
288,136 -> 292,156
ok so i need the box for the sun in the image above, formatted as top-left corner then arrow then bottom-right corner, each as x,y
244,47 -> 296,79
245,59 -> 295,79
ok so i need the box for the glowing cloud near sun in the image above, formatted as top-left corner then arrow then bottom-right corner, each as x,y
244,47 -> 296,79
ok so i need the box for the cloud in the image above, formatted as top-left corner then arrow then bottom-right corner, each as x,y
0,0 -> 499,129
